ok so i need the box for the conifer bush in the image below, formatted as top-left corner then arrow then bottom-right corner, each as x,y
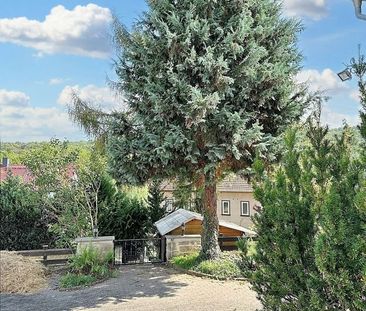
251,120 -> 366,310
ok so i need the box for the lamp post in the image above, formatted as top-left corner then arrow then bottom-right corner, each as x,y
337,69 -> 353,82
353,0 -> 366,20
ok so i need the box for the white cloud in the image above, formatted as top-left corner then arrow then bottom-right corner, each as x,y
49,78 -> 65,85
0,4 -> 112,58
0,89 -> 84,141
283,0 -> 328,20
296,68 -> 348,94
58,84 -> 125,112
296,68 -> 361,128
321,105 -> 360,128
0,89 -> 30,107
0,106 -> 83,142
350,90 -> 361,102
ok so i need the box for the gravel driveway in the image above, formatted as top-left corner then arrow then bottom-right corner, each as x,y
0,264 -> 261,311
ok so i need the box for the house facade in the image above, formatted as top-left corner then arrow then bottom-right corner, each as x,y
161,175 -> 261,229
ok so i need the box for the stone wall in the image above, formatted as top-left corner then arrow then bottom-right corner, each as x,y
75,236 -> 115,257
165,235 -> 201,260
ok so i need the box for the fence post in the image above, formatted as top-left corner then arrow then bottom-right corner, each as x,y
160,237 -> 166,262
42,244 -> 48,263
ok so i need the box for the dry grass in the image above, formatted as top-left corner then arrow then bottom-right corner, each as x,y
0,251 -> 48,294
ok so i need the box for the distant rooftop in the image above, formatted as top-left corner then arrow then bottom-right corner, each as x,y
161,175 -> 253,193
0,165 -> 33,183
0,157 -> 76,183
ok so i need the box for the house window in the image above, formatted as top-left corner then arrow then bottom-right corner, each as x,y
166,199 -> 174,212
240,201 -> 250,216
221,200 -> 231,215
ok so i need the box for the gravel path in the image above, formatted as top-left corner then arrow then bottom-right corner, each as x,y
0,264 -> 261,311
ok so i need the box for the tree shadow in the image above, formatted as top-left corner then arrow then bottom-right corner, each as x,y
0,264 -> 188,311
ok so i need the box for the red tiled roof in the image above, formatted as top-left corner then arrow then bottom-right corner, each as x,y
0,165 -> 33,183
0,165 -> 76,183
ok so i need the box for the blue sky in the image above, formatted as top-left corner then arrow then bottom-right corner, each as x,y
0,0 -> 365,142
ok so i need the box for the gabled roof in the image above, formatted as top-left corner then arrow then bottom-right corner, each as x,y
161,175 -> 253,193
154,208 -> 257,236
155,209 -> 202,236
217,175 -> 253,192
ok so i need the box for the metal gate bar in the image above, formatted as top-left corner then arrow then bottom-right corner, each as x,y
114,238 -> 165,265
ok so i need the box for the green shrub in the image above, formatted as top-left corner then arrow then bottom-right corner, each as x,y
59,273 -> 96,288
0,176 -> 52,250
98,191 -> 150,239
60,247 -> 115,289
68,247 -> 113,277
171,251 -> 244,279
196,258 -> 242,279
236,238 -> 257,276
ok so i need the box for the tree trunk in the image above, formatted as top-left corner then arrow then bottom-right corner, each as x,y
200,176 -> 221,260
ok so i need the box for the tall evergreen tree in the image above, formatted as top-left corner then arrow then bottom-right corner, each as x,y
314,127 -> 366,311
251,128 -> 325,311
70,0 -> 311,259
251,112 -> 366,310
312,49 -> 366,310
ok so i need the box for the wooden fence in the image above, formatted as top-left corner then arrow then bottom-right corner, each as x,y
17,245 -> 73,265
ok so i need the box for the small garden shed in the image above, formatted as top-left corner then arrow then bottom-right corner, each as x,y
155,209 -> 256,237
155,209 -> 256,259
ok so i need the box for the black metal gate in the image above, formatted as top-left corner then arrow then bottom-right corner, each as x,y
114,238 -> 166,265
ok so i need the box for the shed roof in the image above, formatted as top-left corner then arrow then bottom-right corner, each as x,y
154,209 -> 257,236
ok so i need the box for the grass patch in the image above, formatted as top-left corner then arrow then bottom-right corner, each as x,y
171,252 -> 199,270
59,273 -> 96,288
171,251 -> 245,279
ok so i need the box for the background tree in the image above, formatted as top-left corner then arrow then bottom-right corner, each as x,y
147,180 -> 166,231
74,147 -> 107,235
98,189 -> 150,239
22,139 -> 78,195
70,0 -> 312,259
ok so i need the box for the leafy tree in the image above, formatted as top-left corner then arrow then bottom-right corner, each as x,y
70,0 -> 311,259
19,139 -> 105,246
48,187 -> 91,248
74,147 -> 107,234
21,139 -> 78,194
0,176 -> 51,250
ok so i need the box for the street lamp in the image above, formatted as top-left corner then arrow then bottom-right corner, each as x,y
337,68 -> 353,82
353,0 -> 366,20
